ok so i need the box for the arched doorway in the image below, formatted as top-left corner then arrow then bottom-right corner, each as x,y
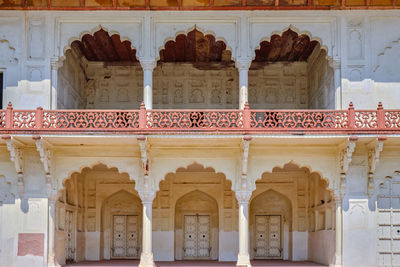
251,162 -> 334,265
152,162 -> 238,261
175,190 -> 218,260
101,190 -> 142,259
54,164 -> 140,264
250,190 -> 292,260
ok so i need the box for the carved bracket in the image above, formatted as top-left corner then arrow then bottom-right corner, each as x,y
367,136 -> 386,196
337,136 -> 358,197
137,136 -> 149,174
240,136 -> 252,192
2,135 -> 24,197
33,136 -> 57,198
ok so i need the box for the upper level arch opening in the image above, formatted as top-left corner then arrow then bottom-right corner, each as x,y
249,28 -> 334,110
153,28 -> 238,109
58,28 -> 142,110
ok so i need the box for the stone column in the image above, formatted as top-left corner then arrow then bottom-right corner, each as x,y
48,197 -> 61,267
334,195 -> 343,267
139,181 -> 156,267
50,57 -> 62,110
140,59 -> 157,110
235,59 -> 252,109
329,58 -> 342,109
236,191 -> 252,267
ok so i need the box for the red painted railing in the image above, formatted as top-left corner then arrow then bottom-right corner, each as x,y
0,102 -> 399,134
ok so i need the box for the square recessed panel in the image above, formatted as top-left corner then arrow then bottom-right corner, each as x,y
85,0 -> 113,6
213,0 -> 241,6
27,0 -> 48,6
279,0 -> 306,5
117,0 -> 146,7
0,0 -> 23,6
345,0 -> 366,5
51,0 -> 80,6
246,0 -> 274,5
182,0 -> 209,6
150,0 -> 178,6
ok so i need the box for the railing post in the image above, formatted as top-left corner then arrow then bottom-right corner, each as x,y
139,102 -> 146,130
377,102 -> 385,129
5,102 -> 13,129
243,102 -> 251,130
348,102 -> 355,129
35,107 -> 43,130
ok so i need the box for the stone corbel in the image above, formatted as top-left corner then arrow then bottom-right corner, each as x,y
137,136 -> 155,202
240,136 -> 252,192
367,136 -> 386,197
337,136 -> 358,197
33,136 -> 55,197
2,135 -> 24,198
235,58 -> 252,72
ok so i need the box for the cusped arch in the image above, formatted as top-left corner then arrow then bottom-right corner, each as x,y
56,159 -> 140,193
175,189 -> 218,209
251,160 -> 334,194
158,27 -> 233,63
153,159 -> 237,192
253,26 -> 329,62
62,26 -> 138,63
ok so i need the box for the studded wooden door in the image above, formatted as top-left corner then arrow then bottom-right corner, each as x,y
113,215 -> 139,258
65,210 -> 75,261
184,215 -> 210,259
255,215 -> 281,259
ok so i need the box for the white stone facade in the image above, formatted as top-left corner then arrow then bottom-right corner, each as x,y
0,9 -> 399,267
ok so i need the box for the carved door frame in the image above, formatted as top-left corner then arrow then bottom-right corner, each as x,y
111,213 -> 141,259
253,214 -> 283,260
182,212 -> 212,260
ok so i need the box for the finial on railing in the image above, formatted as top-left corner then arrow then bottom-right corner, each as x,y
7,102 -> 12,109
5,102 -> 13,129
348,102 -> 355,129
243,102 -> 251,130
377,102 -> 385,129
139,102 -> 146,130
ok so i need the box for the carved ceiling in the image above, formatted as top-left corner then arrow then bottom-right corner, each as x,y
71,29 -> 138,63
253,29 -> 319,63
159,29 -> 232,64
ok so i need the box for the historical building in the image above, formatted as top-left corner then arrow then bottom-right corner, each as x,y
0,2 -> 399,267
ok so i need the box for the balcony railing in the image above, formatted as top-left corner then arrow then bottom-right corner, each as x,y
0,102 -> 399,134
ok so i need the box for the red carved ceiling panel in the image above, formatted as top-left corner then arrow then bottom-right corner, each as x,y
159,29 -> 232,63
71,29 -> 138,63
254,29 -> 319,63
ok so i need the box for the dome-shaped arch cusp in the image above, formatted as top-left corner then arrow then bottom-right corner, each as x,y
151,158 -> 238,193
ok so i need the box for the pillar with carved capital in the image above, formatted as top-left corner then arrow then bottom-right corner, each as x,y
140,58 -> 157,110
236,191 -> 252,267
139,186 -> 156,267
50,57 -> 62,110
333,194 -> 343,267
235,59 -> 252,109
48,195 -> 61,267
